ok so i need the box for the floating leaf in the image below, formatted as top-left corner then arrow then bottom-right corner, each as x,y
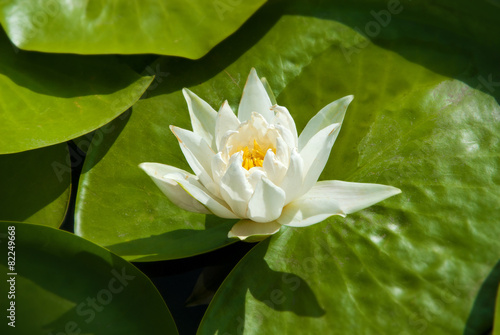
0,28 -> 154,154
0,222 -> 177,334
0,144 -> 70,227
0,0 -> 266,58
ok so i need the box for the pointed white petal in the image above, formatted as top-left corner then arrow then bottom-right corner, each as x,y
247,177 -> 286,223
314,180 -> 402,214
170,126 -> 218,195
298,95 -> 354,150
278,186 -> 344,227
279,149 -> 305,204
219,153 -> 253,217
262,150 -> 287,186
278,180 -> 401,227
215,101 -> 240,151
238,68 -> 273,123
299,123 -> 341,194
141,162 -> 237,219
228,219 -> 281,242
139,163 -> 210,215
182,88 -> 218,150
260,77 -> 277,105
271,105 -> 298,148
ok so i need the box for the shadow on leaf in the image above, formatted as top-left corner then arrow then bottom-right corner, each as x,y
464,259 -> 500,335
204,236 -> 325,334
107,215 -> 237,262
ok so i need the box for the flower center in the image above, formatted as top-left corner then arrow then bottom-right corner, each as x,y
241,140 -> 275,170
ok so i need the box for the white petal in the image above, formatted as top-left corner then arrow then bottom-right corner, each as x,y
247,177 -> 286,223
271,105 -> 298,148
224,113 -> 269,151
279,149 -> 305,204
211,152 -> 227,185
182,88 -> 218,150
274,124 -> 296,150
262,150 -> 287,186
278,180 -> 401,227
298,95 -> 354,150
238,68 -> 274,123
215,101 -> 240,151
219,153 -> 253,217
170,126 -> 218,195
247,168 -> 266,190
315,180 -> 402,214
219,130 -> 238,159
139,163 -> 210,215
299,123 -> 341,195
228,219 -> 281,242
278,185 -> 343,227
142,163 -> 237,219
275,136 -> 290,167
260,77 -> 277,105
249,112 -> 270,138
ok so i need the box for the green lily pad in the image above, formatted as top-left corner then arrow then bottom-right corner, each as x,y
494,286 -> 500,335
0,28 -> 153,154
0,0 -> 266,59
0,221 -> 177,334
0,144 -> 70,227
495,285 -> 500,335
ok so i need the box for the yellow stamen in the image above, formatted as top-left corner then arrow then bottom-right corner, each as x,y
241,140 -> 274,170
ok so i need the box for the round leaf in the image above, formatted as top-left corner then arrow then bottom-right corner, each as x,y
0,29 -> 154,154
0,144 -> 70,227
0,0 -> 266,58
0,222 -> 177,334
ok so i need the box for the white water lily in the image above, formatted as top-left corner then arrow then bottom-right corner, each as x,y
140,69 -> 401,242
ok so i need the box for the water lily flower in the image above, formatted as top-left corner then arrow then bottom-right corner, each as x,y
140,69 -> 401,242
